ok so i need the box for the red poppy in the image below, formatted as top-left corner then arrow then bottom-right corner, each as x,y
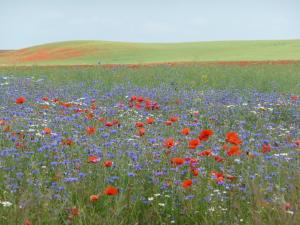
137,96 -> 144,102
130,95 -> 137,101
211,171 -> 225,183
43,127 -> 52,135
16,96 -> 26,104
103,160 -> 112,167
91,103 -> 97,110
104,186 -> 119,196
135,122 -> 144,127
85,112 -> 94,120
90,194 -> 100,202
188,139 -> 200,149
171,157 -> 185,165
138,127 -> 145,136
42,96 -> 49,101
0,120 -> 5,126
199,129 -> 214,141
169,116 -> 179,122
295,140 -> 300,146
163,138 -> 175,148
214,155 -> 225,163
24,219 -> 32,225
70,207 -> 80,216
62,138 -> 74,146
105,122 -> 113,127
283,203 -> 292,210
262,143 -> 271,154
98,117 -> 106,123
181,127 -> 190,135
291,95 -> 298,102
164,120 -> 172,126
227,145 -> 242,156
182,179 -> 193,188
198,149 -> 212,156
88,155 -> 100,163
226,132 -> 242,145
191,168 -> 199,176
86,127 -> 96,135
113,120 -> 120,126
223,144 -> 229,151
146,117 -> 155,124
135,103 -> 142,109
225,174 -> 236,181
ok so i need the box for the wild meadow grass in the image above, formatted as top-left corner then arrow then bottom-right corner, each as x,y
0,64 -> 300,225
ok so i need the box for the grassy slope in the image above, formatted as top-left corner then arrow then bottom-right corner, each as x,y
1,40 -> 300,65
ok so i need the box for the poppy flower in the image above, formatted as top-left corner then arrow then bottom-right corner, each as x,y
283,203 -> 292,210
62,138 -> 74,146
191,168 -> 199,176
98,117 -> 106,123
130,95 -> 137,101
182,179 -> 193,188
164,120 -> 172,126
171,157 -> 185,165
0,120 -> 5,126
163,138 -> 175,148
16,96 -> 26,104
86,127 -> 96,135
104,186 -> 119,196
135,103 -> 142,109
135,122 -> 144,127
181,128 -> 190,135
199,129 -> 214,141
146,117 -> 155,124
24,219 -> 32,225
42,96 -> 49,101
262,143 -> 271,154
225,174 -> 236,181
214,155 -> 225,163
291,95 -> 298,102
188,139 -> 200,149
223,144 -> 229,151
85,112 -> 94,120
105,122 -> 113,127
43,127 -> 52,135
226,132 -> 242,145
211,171 -> 225,184
88,155 -> 100,163
104,160 -> 113,167
137,96 -> 144,102
169,116 -> 179,122
295,140 -> 300,146
70,207 -> 80,216
227,145 -> 242,156
138,127 -> 145,136
198,149 -> 212,156
90,194 -> 100,202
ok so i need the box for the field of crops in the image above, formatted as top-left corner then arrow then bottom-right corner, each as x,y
0,63 -> 300,225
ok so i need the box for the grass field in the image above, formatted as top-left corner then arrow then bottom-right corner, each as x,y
1,39 -> 300,65
0,61 -> 300,224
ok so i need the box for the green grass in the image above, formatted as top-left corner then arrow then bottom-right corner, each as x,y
1,39 -> 300,65
1,63 -> 300,95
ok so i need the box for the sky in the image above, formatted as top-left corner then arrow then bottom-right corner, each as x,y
0,0 -> 299,49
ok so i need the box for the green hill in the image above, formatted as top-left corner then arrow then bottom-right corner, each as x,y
1,40 -> 300,65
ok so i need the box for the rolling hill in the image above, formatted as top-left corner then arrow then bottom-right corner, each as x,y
0,40 -> 300,65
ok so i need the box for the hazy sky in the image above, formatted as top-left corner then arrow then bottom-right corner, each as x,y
0,0 -> 299,49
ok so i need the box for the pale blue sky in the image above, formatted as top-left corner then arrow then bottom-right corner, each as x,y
0,0 -> 299,49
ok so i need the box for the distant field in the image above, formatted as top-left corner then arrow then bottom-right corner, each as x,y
1,40 -> 300,65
